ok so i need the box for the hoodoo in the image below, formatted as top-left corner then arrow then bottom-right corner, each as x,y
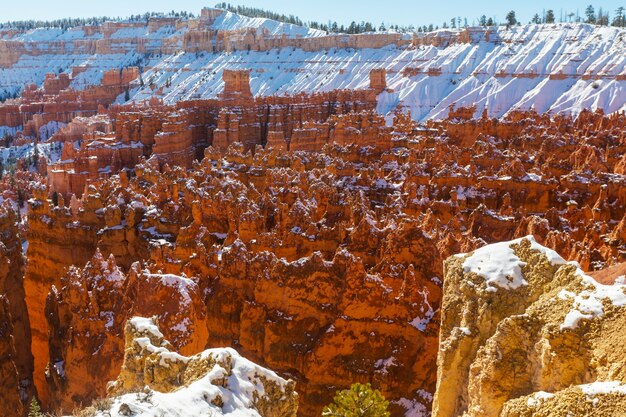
0,3 -> 624,417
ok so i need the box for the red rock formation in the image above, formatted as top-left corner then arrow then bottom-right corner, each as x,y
44,250 -> 208,413
19,104 -> 626,415
369,68 -> 387,92
45,73 -> 382,196
220,69 -> 253,101
1,54 -> 622,417
0,67 -> 138,134
0,202 -> 32,408
0,295 -> 23,416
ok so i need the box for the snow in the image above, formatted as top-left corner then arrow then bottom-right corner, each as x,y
210,11 -> 325,38
462,240 -> 527,292
458,326 -> 471,336
526,391 -> 555,407
409,288 -> 436,331
395,392 -> 431,417
84,316 -> 293,417
5,22 -> 626,121
374,357 -> 397,375
53,360 -> 66,378
461,235 -> 566,292
87,366 -> 270,416
560,266 -> 626,330
129,317 -> 164,338
580,381 -> 626,396
0,139 -> 62,167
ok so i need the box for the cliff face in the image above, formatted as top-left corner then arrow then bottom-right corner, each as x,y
434,237 -> 626,417
21,105 -> 626,416
0,295 -> 23,417
3,11 -> 626,124
44,251 -> 209,412
73,316 -> 298,417
1,8 -> 626,417
0,202 -> 32,408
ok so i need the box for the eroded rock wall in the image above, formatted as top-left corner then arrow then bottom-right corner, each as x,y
434,237 -> 626,417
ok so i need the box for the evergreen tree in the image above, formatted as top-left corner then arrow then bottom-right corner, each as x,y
506,10 -> 517,26
479,15 -> 487,26
28,398 -> 43,417
546,10 -> 556,23
322,383 -> 390,417
487,17 -> 495,26
531,14 -> 541,24
597,7 -> 609,25
586,5 -> 596,23
614,6 -> 626,27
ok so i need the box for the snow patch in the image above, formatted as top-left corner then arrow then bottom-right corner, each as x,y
560,268 -> 626,330
461,236 -> 565,292
526,391 -> 555,407
129,317 -> 164,338
580,381 -> 626,396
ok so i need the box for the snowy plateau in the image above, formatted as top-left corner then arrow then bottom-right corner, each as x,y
2,12 -> 626,122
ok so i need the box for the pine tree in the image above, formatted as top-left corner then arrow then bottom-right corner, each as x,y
28,398 -> 43,417
506,10 -> 517,26
614,7 -> 626,27
532,14 -> 541,24
597,7 -> 609,25
322,383 -> 390,417
479,15 -> 487,26
585,5 -> 596,23
546,10 -> 555,24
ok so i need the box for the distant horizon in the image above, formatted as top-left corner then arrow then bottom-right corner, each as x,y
3,1 -> 626,28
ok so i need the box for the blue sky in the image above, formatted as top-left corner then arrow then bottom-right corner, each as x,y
3,1 -> 626,27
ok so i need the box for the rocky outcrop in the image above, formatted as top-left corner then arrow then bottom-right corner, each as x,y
82,316 -> 298,417
433,237 -> 626,417
44,250 -> 209,413
17,106 -> 626,416
0,295 -> 23,417
46,79 -> 381,197
501,382 -> 626,416
0,202 -> 32,408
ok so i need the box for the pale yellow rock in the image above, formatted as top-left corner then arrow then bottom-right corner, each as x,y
433,237 -> 626,417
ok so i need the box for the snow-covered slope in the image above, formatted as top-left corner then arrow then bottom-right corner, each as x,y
3,14 -> 626,121
209,11 -> 325,37
70,316 -> 298,417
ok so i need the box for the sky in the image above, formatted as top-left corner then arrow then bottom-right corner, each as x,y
2,1 -> 626,27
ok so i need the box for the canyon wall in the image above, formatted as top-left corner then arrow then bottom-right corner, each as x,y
0,12 -> 625,416
3,12 -> 626,123
434,237 -> 626,417
17,105 -> 626,416
0,202 -> 31,410
70,316 -> 299,417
